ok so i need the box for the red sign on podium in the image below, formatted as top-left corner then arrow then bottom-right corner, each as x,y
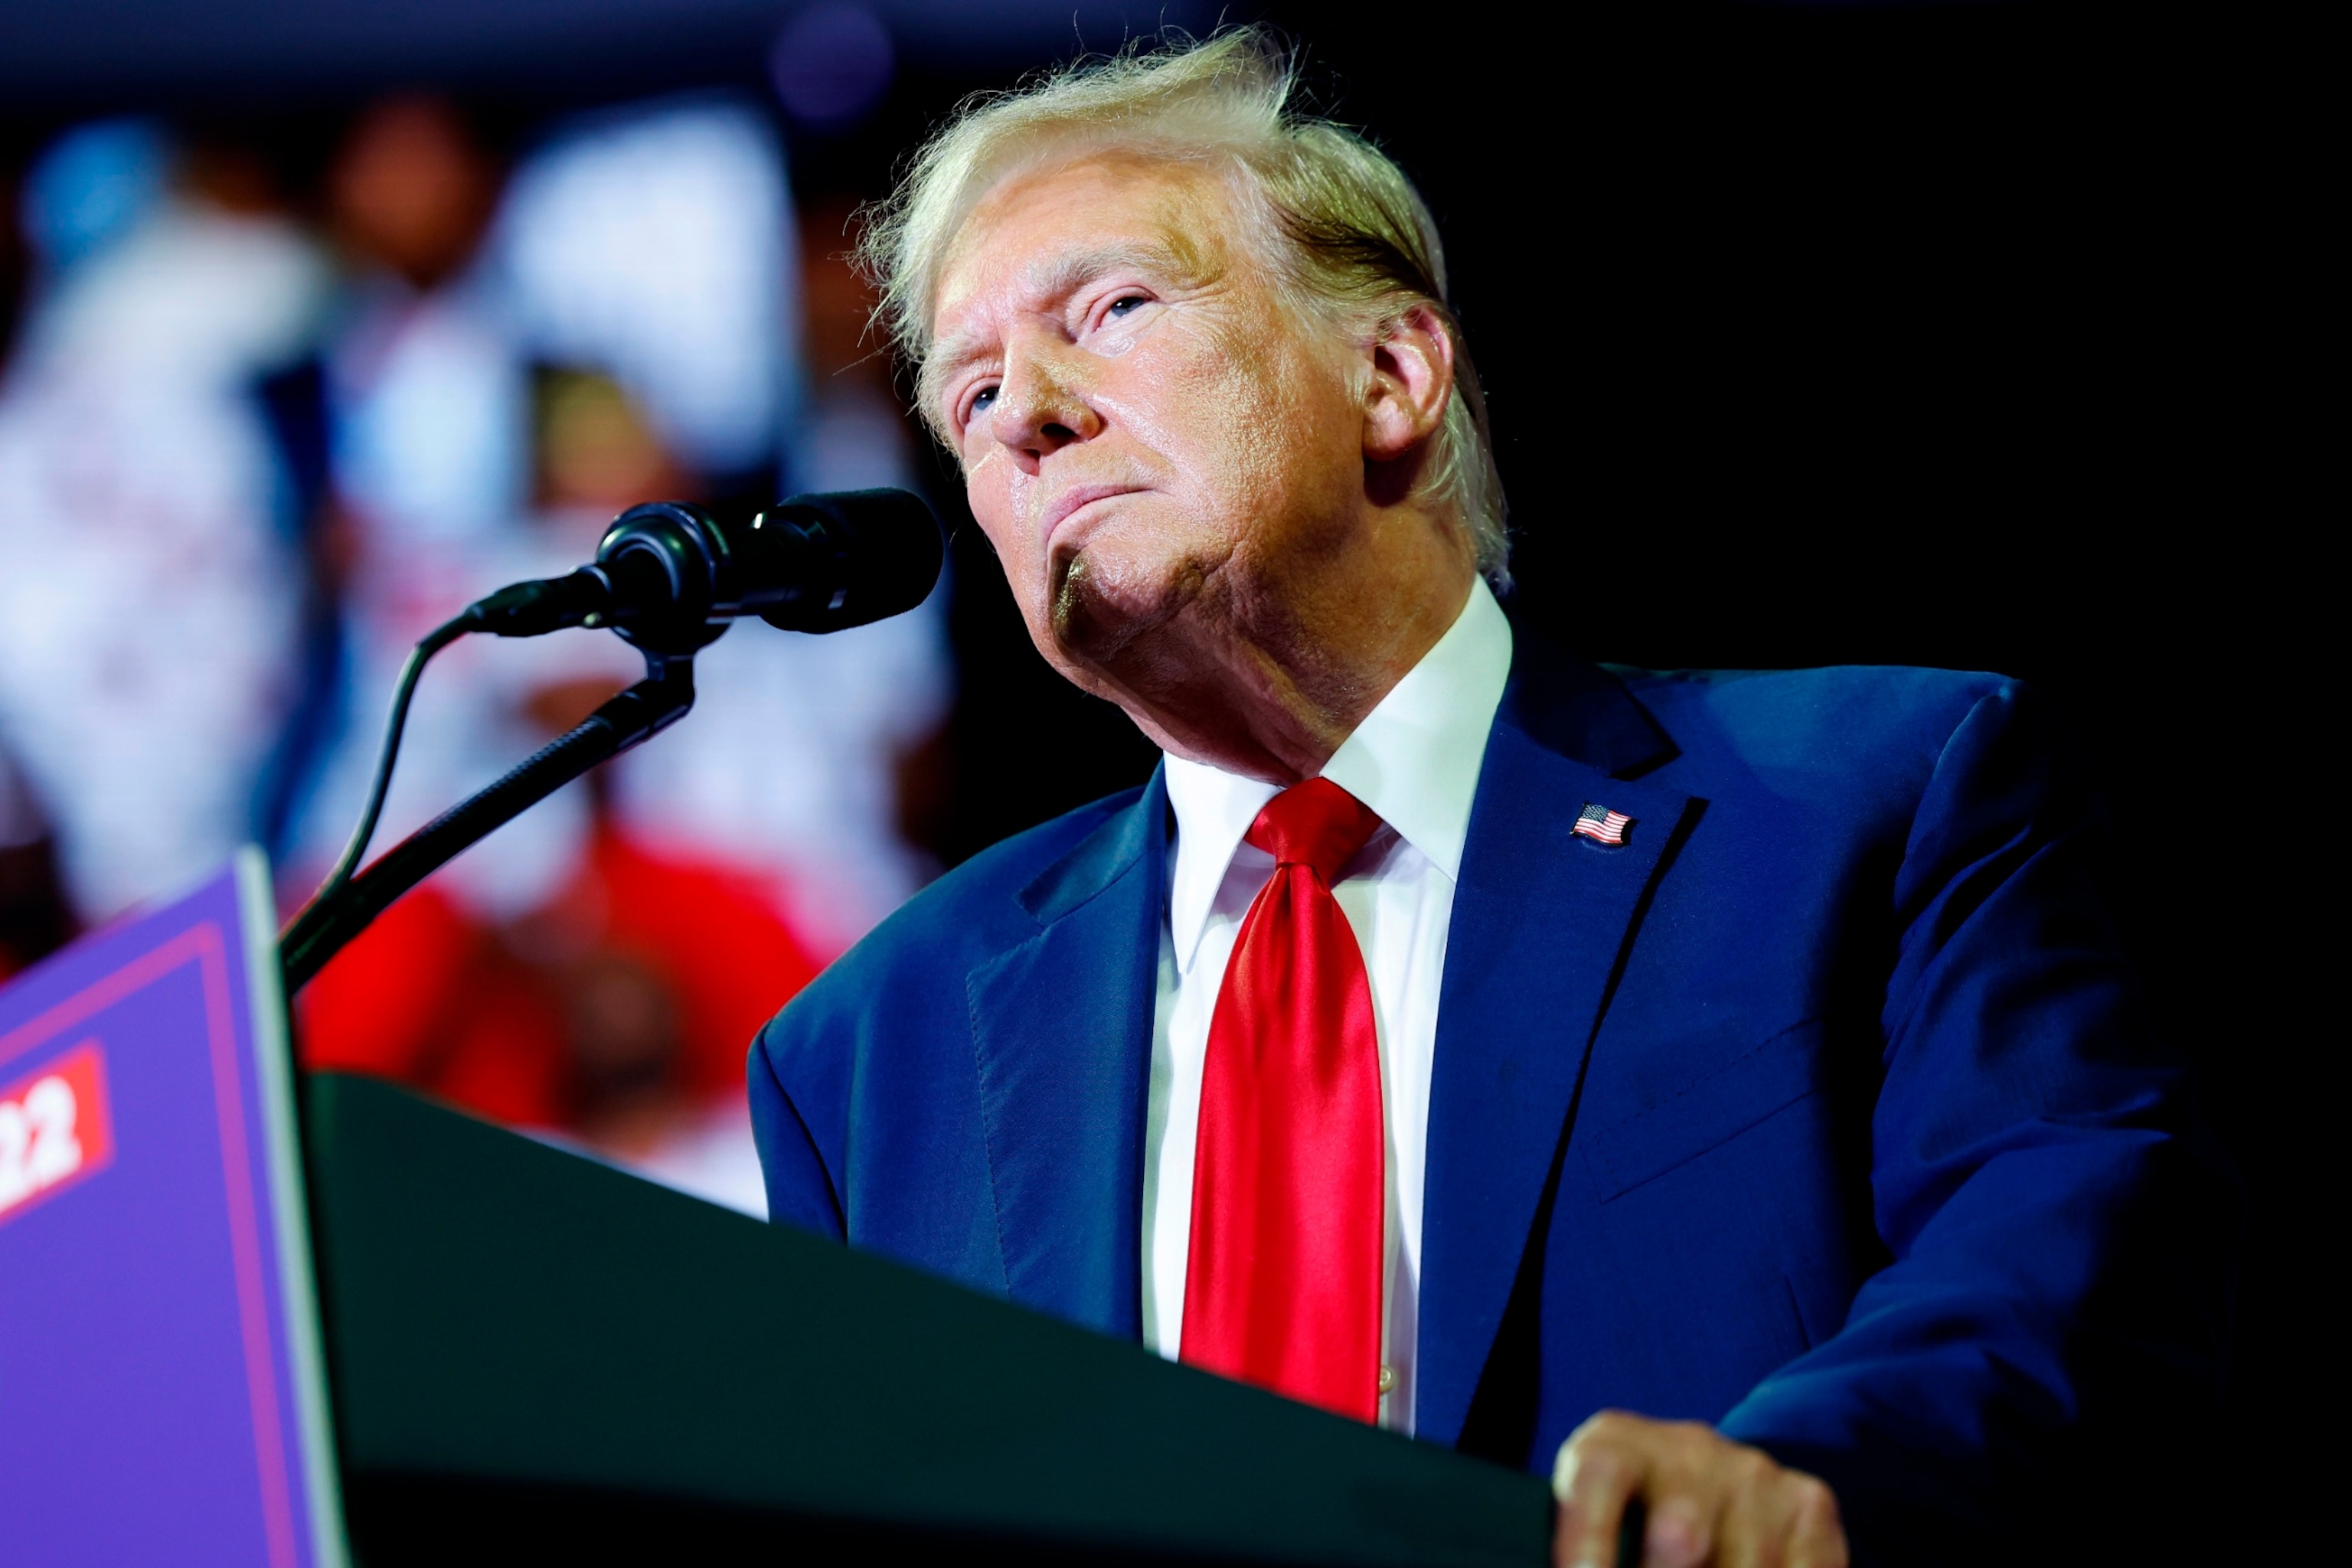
0,1038 -> 116,1226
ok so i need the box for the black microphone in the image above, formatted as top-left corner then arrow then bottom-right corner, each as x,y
462,487 -> 945,651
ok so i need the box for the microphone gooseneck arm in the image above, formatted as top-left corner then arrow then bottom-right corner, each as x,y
279,652 -> 695,996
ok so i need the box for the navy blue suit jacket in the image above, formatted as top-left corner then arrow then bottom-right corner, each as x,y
750,631 -> 2235,1560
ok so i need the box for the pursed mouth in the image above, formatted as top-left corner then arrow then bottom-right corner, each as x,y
1040,485 -> 1144,550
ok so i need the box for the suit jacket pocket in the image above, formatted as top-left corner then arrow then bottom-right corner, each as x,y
1586,1017 -> 1826,1200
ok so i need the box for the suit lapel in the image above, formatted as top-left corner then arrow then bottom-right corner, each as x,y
1416,641 -> 1694,1447
966,769 -> 1168,1340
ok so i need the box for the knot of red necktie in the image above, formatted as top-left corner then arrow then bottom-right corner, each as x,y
1244,776 -> 1383,885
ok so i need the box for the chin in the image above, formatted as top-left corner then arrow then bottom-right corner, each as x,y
1047,536 -> 1214,668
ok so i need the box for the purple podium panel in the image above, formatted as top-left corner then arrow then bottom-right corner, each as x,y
0,852 -> 345,1568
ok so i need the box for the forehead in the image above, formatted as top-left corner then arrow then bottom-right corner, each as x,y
931,153 -> 1236,342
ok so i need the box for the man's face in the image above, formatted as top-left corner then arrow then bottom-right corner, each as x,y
929,154 -> 1369,697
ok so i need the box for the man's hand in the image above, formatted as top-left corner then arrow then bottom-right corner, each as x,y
1551,1412 -> 1847,1568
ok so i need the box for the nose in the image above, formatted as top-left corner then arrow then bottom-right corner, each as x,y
985,335 -> 1102,469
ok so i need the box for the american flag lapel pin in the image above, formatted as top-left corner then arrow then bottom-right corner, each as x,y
1573,802 -> 1633,846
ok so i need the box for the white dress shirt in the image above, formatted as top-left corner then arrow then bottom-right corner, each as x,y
1141,578 -> 1514,1433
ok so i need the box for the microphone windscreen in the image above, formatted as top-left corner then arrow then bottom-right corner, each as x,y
754,488 -> 944,633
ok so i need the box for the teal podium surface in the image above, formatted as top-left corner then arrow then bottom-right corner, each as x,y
304,1071 -> 1552,1564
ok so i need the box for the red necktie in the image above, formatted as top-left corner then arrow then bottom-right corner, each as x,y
1180,776 -> 1386,1422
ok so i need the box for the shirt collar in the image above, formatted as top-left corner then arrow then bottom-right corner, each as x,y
1161,577 -> 1514,970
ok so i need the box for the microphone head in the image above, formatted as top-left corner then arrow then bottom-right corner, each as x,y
593,501 -> 733,655
750,488 -> 944,634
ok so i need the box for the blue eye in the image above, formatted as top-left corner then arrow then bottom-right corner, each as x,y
1106,296 -> 1145,317
969,385 -> 998,416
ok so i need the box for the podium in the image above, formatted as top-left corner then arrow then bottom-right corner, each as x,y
308,1071 -> 1552,1564
2,861 -> 1549,1565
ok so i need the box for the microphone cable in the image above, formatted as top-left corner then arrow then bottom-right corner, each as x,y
281,612 -> 472,940
279,567 -> 600,937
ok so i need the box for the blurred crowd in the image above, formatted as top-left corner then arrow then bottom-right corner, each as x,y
0,93 -> 950,1215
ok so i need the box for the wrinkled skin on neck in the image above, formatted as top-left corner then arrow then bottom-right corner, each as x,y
932,152 -> 1475,785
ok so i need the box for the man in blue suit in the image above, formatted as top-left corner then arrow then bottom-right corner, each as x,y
750,31 -> 2232,1566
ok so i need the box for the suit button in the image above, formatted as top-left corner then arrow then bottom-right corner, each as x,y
1377,1365 -> 1396,1394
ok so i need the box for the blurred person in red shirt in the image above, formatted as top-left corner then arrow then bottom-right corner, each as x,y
300,355 -> 823,1214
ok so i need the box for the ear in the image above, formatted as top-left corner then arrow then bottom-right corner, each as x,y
1362,302 -> 1456,463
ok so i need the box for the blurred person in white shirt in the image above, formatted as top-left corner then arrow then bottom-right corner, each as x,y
0,122 -> 327,922
492,103 -> 950,957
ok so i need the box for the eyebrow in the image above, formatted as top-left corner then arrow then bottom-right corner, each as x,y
928,235 -> 1208,391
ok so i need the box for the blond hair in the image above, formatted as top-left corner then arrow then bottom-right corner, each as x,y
856,27 -> 1511,584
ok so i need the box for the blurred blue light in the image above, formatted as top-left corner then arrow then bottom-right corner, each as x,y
20,120 -> 171,273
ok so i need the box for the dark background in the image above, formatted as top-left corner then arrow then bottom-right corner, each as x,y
1,2 -> 2304,1557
